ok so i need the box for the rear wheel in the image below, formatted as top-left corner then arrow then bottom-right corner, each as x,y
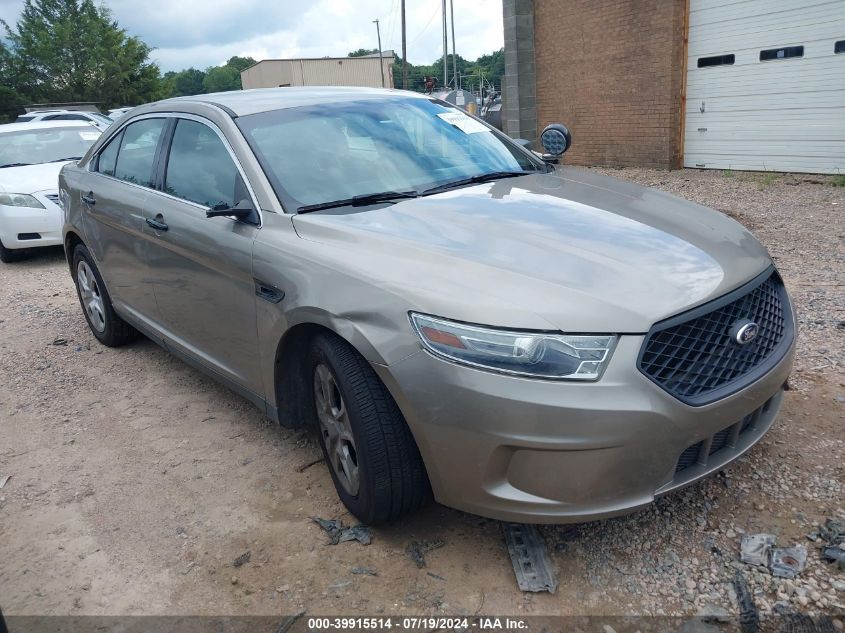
72,244 -> 137,346
308,333 -> 430,524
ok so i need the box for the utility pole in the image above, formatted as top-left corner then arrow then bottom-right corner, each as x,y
442,0 -> 448,88
450,0 -> 458,89
373,19 -> 385,88
401,0 -> 407,89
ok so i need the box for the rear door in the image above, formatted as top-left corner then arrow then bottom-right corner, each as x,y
143,116 -> 262,392
78,117 -> 168,330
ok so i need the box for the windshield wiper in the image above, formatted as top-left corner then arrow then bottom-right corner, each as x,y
0,162 -> 32,168
297,190 -> 418,213
47,156 -> 83,163
419,171 -> 530,196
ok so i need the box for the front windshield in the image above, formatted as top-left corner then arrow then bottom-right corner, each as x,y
237,97 -> 544,210
0,126 -> 100,167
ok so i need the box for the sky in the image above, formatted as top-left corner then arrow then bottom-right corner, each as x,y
0,0 -> 505,71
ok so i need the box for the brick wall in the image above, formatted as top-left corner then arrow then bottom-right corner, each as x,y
534,0 -> 687,169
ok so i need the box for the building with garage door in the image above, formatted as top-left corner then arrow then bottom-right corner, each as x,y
502,0 -> 845,173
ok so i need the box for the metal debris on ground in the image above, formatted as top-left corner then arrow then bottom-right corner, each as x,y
310,517 -> 372,545
350,566 -> 377,576
275,608 -> 306,633
51,338 -> 68,346
770,545 -> 807,579
740,533 -> 775,567
501,523 -> 558,594
733,571 -> 759,633
0,475 -> 9,489
405,539 -> 444,568
821,546 -> 845,570
775,608 -> 838,633
233,550 -> 251,567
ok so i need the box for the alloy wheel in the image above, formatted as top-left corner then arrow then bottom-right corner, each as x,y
77,260 -> 106,333
313,363 -> 360,496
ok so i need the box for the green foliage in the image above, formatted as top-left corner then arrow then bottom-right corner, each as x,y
203,64 -> 241,93
830,175 -> 845,187
348,48 -> 379,58
1,0 -> 162,113
388,47 -> 505,93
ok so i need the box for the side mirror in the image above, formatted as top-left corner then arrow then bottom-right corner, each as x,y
207,198 -> 254,221
540,123 -> 572,157
514,138 -> 533,150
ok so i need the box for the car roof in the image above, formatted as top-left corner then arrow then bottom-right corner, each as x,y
159,86 -> 429,117
0,120 -> 99,133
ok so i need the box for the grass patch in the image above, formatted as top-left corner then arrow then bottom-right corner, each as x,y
831,175 -> 845,187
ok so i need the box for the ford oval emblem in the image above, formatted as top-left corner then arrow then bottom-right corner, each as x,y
733,321 -> 760,345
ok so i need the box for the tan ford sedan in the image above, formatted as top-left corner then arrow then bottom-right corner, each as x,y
59,88 -> 795,524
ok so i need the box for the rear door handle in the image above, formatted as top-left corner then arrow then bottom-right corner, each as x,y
145,214 -> 168,231
81,192 -> 96,205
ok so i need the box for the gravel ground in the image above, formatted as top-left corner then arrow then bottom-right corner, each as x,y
0,168 -> 842,620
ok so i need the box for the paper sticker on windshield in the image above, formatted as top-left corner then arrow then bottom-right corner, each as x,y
436,111 -> 488,134
78,132 -> 99,141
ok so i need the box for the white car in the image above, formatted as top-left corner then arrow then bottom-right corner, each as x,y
107,107 -> 134,120
16,110 -> 113,131
0,121 -> 101,262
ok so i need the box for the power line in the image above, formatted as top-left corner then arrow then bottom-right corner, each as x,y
409,1 -> 441,46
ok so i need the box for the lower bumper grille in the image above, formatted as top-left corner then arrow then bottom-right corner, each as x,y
674,394 -> 776,475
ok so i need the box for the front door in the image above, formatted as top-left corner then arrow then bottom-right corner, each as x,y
144,117 -> 262,393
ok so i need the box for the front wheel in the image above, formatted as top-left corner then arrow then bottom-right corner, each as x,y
72,244 -> 137,346
308,333 -> 430,524
0,238 -> 21,263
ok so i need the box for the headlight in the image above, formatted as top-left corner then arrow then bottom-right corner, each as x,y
410,313 -> 617,380
0,193 -> 45,209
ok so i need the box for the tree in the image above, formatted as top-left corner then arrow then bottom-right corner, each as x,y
0,40 -> 25,121
203,64 -> 240,93
226,55 -> 256,73
1,0 -> 163,109
165,67 -> 206,97
348,48 -> 379,57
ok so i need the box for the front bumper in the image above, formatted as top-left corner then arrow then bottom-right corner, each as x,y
0,192 -> 63,250
375,334 -> 794,523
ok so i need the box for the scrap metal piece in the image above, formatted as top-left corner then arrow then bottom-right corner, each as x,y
405,539 -> 444,568
821,546 -> 845,570
771,545 -> 807,579
501,522 -> 558,593
734,570 -> 759,633
0,475 -> 9,489
740,533 -> 775,567
233,550 -> 251,568
310,517 -> 372,545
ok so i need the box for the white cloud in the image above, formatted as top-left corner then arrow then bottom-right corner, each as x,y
0,0 -> 503,71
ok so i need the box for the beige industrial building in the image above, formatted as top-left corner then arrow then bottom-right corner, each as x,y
241,52 -> 395,90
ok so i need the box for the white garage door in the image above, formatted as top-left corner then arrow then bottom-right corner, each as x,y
684,0 -> 845,174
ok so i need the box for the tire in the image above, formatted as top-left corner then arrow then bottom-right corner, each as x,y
71,243 -> 137,347
308,332 -> 430,524
0,238 -> 21,263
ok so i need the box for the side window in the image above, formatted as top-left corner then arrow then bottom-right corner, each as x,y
113,118 -> 166,187
164,119 -> 244,208
96,132 -> 122,177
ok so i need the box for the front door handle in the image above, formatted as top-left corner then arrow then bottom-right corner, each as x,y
145,214 -> 168,232
81,192 -> 96,205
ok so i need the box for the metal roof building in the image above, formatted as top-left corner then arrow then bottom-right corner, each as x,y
240,52 -> 395,90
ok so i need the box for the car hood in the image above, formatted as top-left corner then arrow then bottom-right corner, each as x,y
0,162 -> 67,194
291,167 -> 772,333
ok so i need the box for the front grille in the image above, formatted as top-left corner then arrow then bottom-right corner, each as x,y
638,269 -> 792,406
674,401 -> 769,474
